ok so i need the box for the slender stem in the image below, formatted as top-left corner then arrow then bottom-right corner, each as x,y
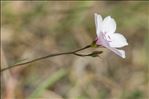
1,45 -> 91,72
73,53 -> 90,57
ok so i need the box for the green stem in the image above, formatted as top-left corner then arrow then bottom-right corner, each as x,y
1,45 -> 91,72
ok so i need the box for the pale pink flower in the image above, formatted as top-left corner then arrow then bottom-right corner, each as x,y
94,13 -> 128,58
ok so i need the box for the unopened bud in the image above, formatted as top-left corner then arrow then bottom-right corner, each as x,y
89,51 -> 103,57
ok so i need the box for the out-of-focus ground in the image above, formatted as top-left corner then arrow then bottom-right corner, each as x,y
1,1 -> 148,99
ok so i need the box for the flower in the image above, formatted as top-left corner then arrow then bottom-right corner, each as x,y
94,13 -> 128,58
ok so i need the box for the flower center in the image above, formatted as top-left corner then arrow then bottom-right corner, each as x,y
101,32 -> 112,42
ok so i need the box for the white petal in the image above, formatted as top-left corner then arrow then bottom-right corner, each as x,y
108,47 -> 126,58
94,13 -> 102,37
102,16 -> 116,34
109,33 -> 128,48
115,49 -> 125,58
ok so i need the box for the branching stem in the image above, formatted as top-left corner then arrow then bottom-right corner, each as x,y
1,45 -> 91,72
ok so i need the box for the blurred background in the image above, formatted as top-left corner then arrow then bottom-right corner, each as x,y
1,1 -> 148,99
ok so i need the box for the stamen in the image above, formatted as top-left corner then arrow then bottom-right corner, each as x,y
100,32 -> 112,42
108,35 -> 111,39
